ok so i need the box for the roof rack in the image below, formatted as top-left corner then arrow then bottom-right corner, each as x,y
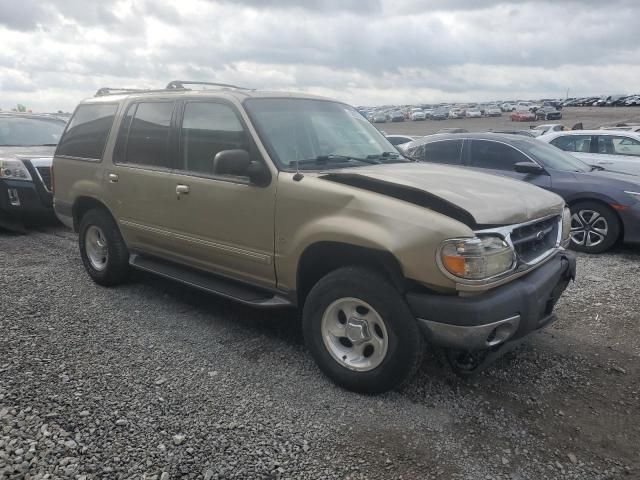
94,87 -> 152,97
165,80 -> 251,91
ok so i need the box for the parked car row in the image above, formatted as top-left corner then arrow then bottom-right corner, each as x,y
562,94 -> 640,107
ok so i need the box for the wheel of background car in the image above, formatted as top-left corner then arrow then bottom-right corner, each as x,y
79,209 -> 130,286
569,201 -> 620,254
302,266 -> 423,393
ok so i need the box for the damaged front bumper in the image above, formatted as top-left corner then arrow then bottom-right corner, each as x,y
406,251 -> 576,352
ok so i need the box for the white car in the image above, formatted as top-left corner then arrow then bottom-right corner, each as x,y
385,134 -> 421,146
539,130 -> 640,176
465,108 -> 482,118
410,110 -> 426,121
624,96 -> 640,106
515,101 -> 538,112
533,124 -> 565,135
485,106 -> 502,117
448,108 -> 465,119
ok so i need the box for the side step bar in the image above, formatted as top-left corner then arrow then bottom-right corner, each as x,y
129,253 -> 292,308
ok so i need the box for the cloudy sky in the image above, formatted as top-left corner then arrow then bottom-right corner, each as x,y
1,0 -> 639,112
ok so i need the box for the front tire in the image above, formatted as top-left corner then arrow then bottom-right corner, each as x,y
302,267 -> 423,393
79,209 -> 130,286
569,201 -> 620,253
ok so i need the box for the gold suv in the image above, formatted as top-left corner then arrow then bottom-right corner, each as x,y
53,81 -> 576,393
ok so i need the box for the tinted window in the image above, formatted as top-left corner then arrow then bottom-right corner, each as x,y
469,140 -> 529,170
123,102 -> 174,168
0,117 -> 66,146
410,140 -> 462,165
597,135 -> 640,156
180,102 -> 248,175
57,104 -> 117,159
387,136 -> 411,146
550,135 -> 592,153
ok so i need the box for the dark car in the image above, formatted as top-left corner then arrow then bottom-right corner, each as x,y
401,133 -> 640,253
430,109 -> 449,120
0,113 -> 67,229
535,106 -> 562,121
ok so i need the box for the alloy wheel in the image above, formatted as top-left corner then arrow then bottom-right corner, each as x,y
85,225 -> 109,271
571,209 -> 609,248
320,297 -> 389,372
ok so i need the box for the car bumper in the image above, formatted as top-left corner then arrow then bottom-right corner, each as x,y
406,251 -> 576,351
0,179 -> 53,217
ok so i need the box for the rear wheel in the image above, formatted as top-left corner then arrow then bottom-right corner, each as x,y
302,267 -> 423,393
79,209 -> 130,286
569,201 -> 620,253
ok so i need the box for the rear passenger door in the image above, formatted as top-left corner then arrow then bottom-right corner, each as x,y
594,135 -> 640,175
167,100 -> 277,288
105,99 -> 183,259
465,139 -> 552,189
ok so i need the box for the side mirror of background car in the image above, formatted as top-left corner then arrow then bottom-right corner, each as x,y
213,149 -> 251,176
514,162 -> 545,175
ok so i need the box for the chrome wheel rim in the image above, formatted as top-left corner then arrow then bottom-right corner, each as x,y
570,209 -> 609,248
85,225 -> 109,271
320,297 -> 389,372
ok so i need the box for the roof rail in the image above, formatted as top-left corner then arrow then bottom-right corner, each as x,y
165,80 -> 251,91
95,87 -> 152,97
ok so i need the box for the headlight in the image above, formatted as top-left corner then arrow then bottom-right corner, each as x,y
438,236 -> 515,281
561,207 -> 571,247
624,191 -> 640,203
0,158 -> 32,181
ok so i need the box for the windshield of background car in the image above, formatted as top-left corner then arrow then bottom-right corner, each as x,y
244,98 -> 404,170
0,116 -> 66,146
514,139 -> 591,172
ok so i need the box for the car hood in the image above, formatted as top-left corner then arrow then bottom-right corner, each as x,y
578,169 -> 640,187
0,145 -> 56,161
322,162 -> 564,227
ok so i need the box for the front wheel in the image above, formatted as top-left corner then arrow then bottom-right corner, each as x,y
302,267 -> 423,393
79,209 -> 130,286
569,201 -> 620,253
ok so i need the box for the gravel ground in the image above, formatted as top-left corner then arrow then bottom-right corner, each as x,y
1,226 -> 639,480
378,106 -> 640,136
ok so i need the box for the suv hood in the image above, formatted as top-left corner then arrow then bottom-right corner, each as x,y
322,162 -> 564,227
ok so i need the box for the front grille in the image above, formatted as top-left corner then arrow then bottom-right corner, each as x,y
36,167 -> 52,191
510,215 -> 560,263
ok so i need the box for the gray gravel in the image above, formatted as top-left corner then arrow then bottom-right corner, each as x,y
1,226 -> 638,479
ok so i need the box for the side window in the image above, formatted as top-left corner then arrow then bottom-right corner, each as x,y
603,136 -> 640,156
550,135 -> 592,153
469,140 -> 529,171
56,104 -> 117,159
414,140 -> 462,165
179,102 -> 249,176
120,102 -> 175,168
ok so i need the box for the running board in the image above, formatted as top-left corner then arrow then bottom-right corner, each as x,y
129,253 -> 292,308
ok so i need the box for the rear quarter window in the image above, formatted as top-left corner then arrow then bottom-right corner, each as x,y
56,104 -> 118,160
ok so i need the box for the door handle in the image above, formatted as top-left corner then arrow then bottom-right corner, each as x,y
108,173 -> 119,183
176,184 -> 190,199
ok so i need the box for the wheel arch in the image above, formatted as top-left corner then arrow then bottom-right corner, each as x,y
296,241 -> 406,308
72,196 -> 117,233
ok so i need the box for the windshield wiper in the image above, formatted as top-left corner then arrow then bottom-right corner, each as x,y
366,151 -> 411,163
294,154 -> 380,168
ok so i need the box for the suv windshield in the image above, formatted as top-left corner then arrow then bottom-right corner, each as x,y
244,98 -> 408,170
0,116 -> 66,146
514,139 -> 591,172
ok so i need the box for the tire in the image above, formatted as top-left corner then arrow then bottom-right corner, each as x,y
79,208 -> 130,286
302,266 -> 423,394
569,201 -> 620,253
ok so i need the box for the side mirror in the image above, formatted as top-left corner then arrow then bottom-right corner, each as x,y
246,161 -> 270,186
213,149 -> 250,176
514,161 -> 545,175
